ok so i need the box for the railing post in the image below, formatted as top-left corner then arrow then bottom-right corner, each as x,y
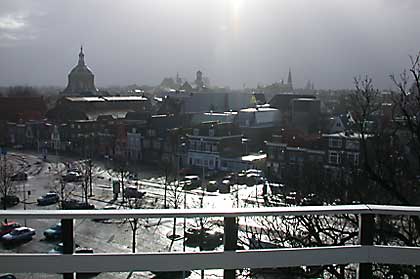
357,213 -> 374,279
62,219 -> 75,279
224,216 -> 238,279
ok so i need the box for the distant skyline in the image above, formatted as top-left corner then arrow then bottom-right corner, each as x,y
0,0 -> 419,89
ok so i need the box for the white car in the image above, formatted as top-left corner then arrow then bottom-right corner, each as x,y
1,227 -> 36,243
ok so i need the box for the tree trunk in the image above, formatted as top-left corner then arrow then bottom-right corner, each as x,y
132,227 -> 136,253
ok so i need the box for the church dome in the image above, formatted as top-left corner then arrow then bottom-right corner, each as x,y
61,46 -> 97,96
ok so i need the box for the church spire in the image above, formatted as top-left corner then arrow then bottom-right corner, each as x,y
287,67 -> 293,90
78,45 -> 85,66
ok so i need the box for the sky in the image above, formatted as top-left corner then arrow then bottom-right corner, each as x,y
0,0 -> 419,90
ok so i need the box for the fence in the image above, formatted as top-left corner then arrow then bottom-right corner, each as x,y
1,204 -> 420,278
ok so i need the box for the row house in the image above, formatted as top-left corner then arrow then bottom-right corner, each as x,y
266,132 -> 324,181
266,129 -> 369,184
186,121 -> 242,171
6,121 -> 53,151
323,131 -> 365,173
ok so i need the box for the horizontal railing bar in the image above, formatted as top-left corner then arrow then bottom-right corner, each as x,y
2,246 -> 420,273
3,204 -> 420,220
366,205 -> 420,216
371,246 -> 420,265
0,205 -> 373,219
0,246 -> 370,273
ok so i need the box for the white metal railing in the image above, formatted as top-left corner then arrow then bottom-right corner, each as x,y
1,205 -> 420,277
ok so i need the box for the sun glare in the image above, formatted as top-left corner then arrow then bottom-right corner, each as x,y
231,0 -> 244,33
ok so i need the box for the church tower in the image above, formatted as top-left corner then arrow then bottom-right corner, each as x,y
61,46 -> 97,96
287,68 -> 293,91
195,70 -> 204,90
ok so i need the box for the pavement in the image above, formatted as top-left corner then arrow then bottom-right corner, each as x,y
0,151 -> 270,279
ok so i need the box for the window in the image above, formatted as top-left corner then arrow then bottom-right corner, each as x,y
193,128 -> 199,136
190,140 -> 196,151
328,151 -> 340,165
347,152 -> 359,167
329,138 -> 342,148
346,140 -> 360,150
209,129 -> 215,137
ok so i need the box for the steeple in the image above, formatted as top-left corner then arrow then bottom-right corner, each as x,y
287,67 -> 293,91
287,68 -> 292,85
78,45 -> 85,66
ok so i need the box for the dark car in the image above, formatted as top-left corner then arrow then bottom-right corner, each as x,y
0,195 -> 20,208
62,171 -> 83,182
151,271 -> 191,278
11,172 -> 28,181
0,222 -> 21,237
44,223 -> 62,240
62,200 -> 95,210
123,187 -> 146,199
0,274 -> 16,279
37,192 -> 59,206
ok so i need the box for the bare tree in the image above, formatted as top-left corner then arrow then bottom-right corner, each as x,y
52,178 -> 78,209
6,86 -> 40,97
75,159 -> 95,204
0,155 -> 17,211
126,197 -> 144,253
166,178 -> 185,247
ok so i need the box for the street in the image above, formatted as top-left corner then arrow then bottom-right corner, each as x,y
1,151 -> 268,279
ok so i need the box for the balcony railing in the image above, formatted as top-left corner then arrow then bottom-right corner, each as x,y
1,204 -> 420,278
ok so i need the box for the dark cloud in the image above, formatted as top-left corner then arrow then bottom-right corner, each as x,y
0,0 -> 419,89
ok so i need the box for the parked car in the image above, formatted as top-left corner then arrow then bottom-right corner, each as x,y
124,186 -> 146,199
48,242 -> 81,254
236,173 -> 247,185
151,271 -> 191,279
62,171 -> 83,182
268,183 -> 284,195
245,169 -> 263,176
37,192 -> 59,206
0,274 -> 16,279
245,173 -> 262,186
0,222 -> 21,237
44,223 -> 62,240
62,199 -> 95,210
1,227 -> 35,243
219,180 -> 231,194
206,180 -> 218,192
48,242 -> 64,254
0,195 -> 19,208
184,175 -> 201,187
11,172 -> 27,181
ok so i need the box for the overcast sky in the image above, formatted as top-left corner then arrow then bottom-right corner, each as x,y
0,0 -> 419,89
